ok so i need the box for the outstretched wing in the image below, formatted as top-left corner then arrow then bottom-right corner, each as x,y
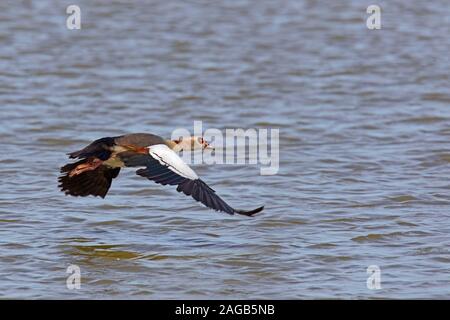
118,144 -> 263,216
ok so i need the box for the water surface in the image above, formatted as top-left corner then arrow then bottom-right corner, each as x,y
0,0 -> 449,299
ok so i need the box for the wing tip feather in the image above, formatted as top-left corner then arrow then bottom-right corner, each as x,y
233,205 -> 264,217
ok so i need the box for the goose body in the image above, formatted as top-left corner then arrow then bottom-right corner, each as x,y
58,133 -> 264,216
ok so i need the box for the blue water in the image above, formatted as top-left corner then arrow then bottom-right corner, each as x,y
0,0 -> 449,299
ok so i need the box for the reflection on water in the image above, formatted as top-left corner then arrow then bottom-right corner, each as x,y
0,0 -> 449,299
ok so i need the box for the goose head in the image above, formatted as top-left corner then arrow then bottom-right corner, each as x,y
172,136 -> 214,152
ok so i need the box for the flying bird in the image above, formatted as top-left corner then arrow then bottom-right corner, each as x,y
58,133 -> 264,216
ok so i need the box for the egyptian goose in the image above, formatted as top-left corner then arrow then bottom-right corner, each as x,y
58,133 -> 264,216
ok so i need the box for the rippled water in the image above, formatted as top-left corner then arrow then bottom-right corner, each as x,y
0,0 -> 449,299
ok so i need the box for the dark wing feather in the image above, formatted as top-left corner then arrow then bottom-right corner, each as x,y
176,179 -> 236,214
58,161 -> 120,198
68,137 -> 115,160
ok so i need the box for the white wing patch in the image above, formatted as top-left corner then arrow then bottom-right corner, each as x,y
148,144 -> 199,180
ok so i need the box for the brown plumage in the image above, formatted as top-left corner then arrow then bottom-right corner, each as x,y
58,133 -> 264,216
59,159 -> 120,198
